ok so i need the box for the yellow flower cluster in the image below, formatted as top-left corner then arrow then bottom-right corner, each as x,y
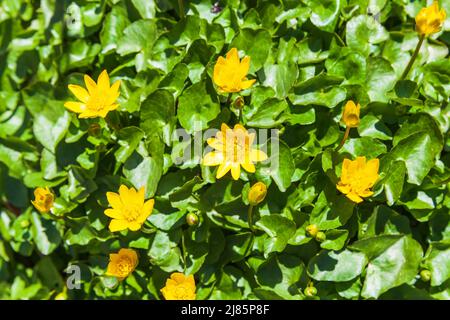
28,2 -> 443,298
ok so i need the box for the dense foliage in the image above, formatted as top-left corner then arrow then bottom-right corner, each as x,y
0,0 -> 449,300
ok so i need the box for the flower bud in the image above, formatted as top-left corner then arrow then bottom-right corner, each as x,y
304,286 -> 317,296
248,182 -> 267,206
420,269 -> 431,282
31,187 -> 54,213
415,2 -> 446,36
20,219 -> 30,228
306,224 -> 319,238
234,96 -> 245,109
341,100 -> 360,128
88,123 -> 101,136
315,231 -> 326,242
186,212 -> 199,226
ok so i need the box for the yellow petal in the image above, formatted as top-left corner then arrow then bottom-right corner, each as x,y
216,162 -> 231,179
241,161 -> 255,173
68,85 -> 90,103
64,101 -> 86,113
231,163 -> 241,180
203,151 -> 224,166
239,56 -> 251,78
104,208 -> 123,219
346,192 -> 363,203
109,219 -> 129,232
97,70 -> 110,92
226,48 -> 239,66
84,74 -> 97,94
128,221 -> 142,231
106,191 -> 122,209
250,149 -> 268,162
240,79 -> 256,90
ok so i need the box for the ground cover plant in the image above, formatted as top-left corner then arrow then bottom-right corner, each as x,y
0,0 -> 449,300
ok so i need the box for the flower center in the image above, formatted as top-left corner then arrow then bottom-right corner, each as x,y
117,257 -> 133,276
123,204 -> 141,222
174,286 -> 191,299
86,93 -> 107,111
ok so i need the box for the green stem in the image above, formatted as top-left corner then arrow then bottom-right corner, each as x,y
401,35 -> 425,80
181,231 -> 187,272
336,126 -> 351,151
334,32 -> 346,47
248,205 -> 255,233
178,0 -> 185,19
140,225 -> 156,234
238,107 -> 243,124
226,93 -> 232,106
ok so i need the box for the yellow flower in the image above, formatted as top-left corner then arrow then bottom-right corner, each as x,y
104,185 -> 154,232
161,273 -> 196,300
31,187 -> 54,213
64,70 -> 121,118
341,100 -> 360,128
213,48 -> 256,93
106,248 -> 138,281
248,182 -> 267,206
202,123 -> 268,180
337,156 -> 380,203
415,1 -> 446,36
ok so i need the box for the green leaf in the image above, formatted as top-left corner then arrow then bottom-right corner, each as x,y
256,254 -> 304,299
423,241 -> 450,287
350,235 -> 423,299
307,249 -> 367,282
256,215 -> 296,256
346,15 -> 389,56
30,212 -> 62,255
23,84 -> 71,152
116,19 -> 157,56
114,126 -> 145,164
177,80 -> 220,133
229,28 -> 272,72
140,89 -> 175,145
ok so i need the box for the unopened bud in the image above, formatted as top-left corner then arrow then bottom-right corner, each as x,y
20,219 -> 30,228
186,212 -> 199,226
248,182 -> 267,206
304,286 -> 317,296
306,224 -> 319,238
420,269 -> 431,282
88,123 -> 101,136
315,231 -> 326,242
234,96 -> 245,109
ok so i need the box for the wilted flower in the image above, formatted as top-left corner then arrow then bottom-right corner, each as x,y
161,273 -> 196,300
337,157 -> 379,203
213,48 -> 256,93
64,70 -> 121,118
248,182 -> 267,206
104,185 -> 154,232
106,248 -> 138,281
341,100 -> 360,128
415,1 -> 446,36
202,123 -> 268,180
31,187 -> 54,213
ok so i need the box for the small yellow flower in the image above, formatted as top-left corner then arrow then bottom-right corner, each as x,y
104,185 -> 154,232
415,1 -> 446,36
213,48 -> 256,93
248,182 -> 267,206
161,273 -> 196,300
64,70 -> 121,118
31,187 -> 54,213
106,248 -> 138,281
337,156 -> 380,203
341,100 -> 360,128
202,123 -> 268,180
